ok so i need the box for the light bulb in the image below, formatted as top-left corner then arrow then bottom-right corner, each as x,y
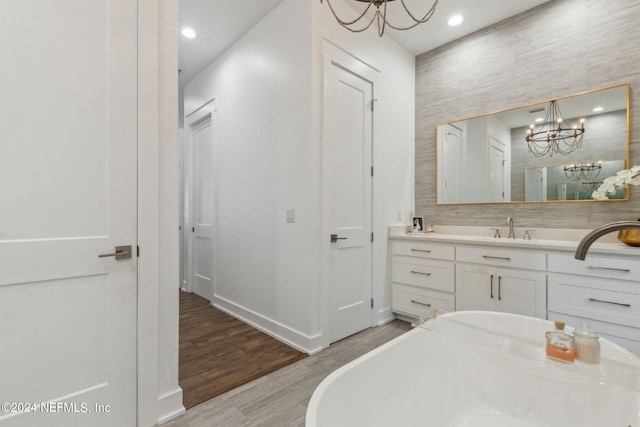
181,27 -> 196,39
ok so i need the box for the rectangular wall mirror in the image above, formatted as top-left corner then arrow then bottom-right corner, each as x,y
436,83 -> 629,204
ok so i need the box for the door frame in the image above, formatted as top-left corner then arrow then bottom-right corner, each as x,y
184,99 -> 218,298
137,0 -> 185,424
320,40 -> 380,349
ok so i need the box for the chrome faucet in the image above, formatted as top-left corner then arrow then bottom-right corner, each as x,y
506,217 -> 515,239
575,221 -> 640,260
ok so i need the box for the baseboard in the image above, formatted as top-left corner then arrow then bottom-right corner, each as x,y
156,387 -> 185,425
212,295 -> 323,355
376,308 -> 396,326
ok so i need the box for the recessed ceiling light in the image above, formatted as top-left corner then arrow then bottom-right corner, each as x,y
535,117 -> 544,123
181,27 -> 196,39
592,106 -> 604,112
448,15 -> 463,26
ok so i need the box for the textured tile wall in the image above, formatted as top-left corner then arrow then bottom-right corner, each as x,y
415,0 -> 640,229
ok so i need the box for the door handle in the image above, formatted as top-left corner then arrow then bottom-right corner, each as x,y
330,234 -> 348,243
411,300 -> 431,307
483,255 -> 511,261
99,245 -> 132,260
410,270 -> 431,276
588,298 -> 631,308
490,274 -> 494,299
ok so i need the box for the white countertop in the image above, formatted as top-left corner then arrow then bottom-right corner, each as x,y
388,226 -> 640,257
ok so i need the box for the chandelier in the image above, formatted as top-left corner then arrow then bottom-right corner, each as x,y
526,100 -> 586,157
320,0 -> 439,37
581,181 -> 603,191
563,162 -> 602,181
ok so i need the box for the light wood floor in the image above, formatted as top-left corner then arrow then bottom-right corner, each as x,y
166,319 -> 411,426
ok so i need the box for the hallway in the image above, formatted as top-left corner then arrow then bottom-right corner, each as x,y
179,292 -> 308,408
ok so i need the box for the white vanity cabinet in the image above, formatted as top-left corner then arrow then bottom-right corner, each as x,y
390,240 -> 455,320
455,245 -> 547,319
547,252 -> 640,354
388,231 -> 639,355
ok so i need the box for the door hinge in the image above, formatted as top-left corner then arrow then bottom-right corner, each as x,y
137,245 -> 140,257
192,226 -> 195,232
371,298 -> 374,309
371,166 -> 374,177
371,232 -> 374,242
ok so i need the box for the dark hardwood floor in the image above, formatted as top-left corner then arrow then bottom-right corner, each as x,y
179,291 -> 307,409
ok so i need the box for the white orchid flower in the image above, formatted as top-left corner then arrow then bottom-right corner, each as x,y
617,169 -> 635,181
592,164 -> 640,200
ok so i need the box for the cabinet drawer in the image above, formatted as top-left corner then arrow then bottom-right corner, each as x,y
392,256 -> 454,293
456,245 -> 546,270
548,273 -> 640,328
392,239 -> 454,261
392,284 -> 455,318
548,252 -> 640,281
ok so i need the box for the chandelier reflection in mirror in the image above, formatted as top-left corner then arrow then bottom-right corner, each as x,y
582,181 -> 603,191
526,100 -> 586,157
320,0 -> 439,37
564,162 -> 602,181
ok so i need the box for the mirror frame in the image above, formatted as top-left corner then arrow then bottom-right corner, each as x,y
435,83 -> 630,205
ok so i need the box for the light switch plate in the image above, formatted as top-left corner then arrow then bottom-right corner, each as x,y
286,209 -> 295,223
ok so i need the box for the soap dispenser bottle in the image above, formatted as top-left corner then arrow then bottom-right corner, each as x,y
545,321 -> 576,363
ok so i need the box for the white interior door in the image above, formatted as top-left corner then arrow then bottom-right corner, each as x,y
0,1 -> 137,426
186,102 -> 216,301
488,137 -> 505,202
525,167 -> 546,201
324,62 -> 373,344
438,124 -> 463,203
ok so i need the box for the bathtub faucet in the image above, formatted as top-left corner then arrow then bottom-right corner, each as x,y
574,221 -> 640,260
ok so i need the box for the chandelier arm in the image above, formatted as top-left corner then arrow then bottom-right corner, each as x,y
384,20 -> 423,31
385,1 -> 438,30
322,0 -> 374,27
338,13 -> 379,33
399,0 -> 439,24
377,3 -> 388,36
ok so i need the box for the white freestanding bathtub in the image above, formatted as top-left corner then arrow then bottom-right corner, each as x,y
306,311 -> 640,427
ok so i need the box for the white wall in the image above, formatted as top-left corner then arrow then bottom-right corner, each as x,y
184,0 -> 415,352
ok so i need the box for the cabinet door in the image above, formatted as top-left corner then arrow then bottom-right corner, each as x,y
496,269 -> 546,319
456,263 -> 496,311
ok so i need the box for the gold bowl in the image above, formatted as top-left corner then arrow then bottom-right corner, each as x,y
617,229 -> 640,246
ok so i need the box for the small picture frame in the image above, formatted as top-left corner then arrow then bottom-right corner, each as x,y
411,216 -> 424,233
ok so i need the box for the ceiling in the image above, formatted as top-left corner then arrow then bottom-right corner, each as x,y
178,0 -> 285,88
178,0 -> 551,89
